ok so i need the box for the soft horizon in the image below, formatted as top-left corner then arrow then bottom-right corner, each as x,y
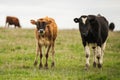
0,0 -> 120,30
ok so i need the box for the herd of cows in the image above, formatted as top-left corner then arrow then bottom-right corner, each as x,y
4,14 -> 115,70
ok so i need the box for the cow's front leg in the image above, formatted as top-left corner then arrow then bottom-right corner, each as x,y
39,45 -> 43,69
45,45 -> 51,69
85,45 -> 90,70
34,44 -> 39,66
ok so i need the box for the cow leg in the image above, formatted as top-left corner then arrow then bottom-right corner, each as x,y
5,23 -> 7,28
97,46 -> 102,68
39,45 -> 43,69
51,42 -> 55,68
15,25 -> 16,28
85,45 -> 90,70
92,47 -> 97,68
7,23 -> 9,28
5,23 -> 9,28
45,45 -> 51,69
34,44 -> 39,66
100,42 -> 106,67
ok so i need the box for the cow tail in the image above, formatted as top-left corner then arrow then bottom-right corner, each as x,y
109,22 -> 115,31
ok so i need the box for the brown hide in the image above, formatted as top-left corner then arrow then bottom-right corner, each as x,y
31,16 -> 57,69
5,16 -> 21,28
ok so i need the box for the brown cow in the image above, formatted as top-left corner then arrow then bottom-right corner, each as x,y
30,16 -> 57,69
5,16 -> 21,28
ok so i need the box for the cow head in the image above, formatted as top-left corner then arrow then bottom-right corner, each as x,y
30,19 -> 51,35
74,15 -> 96,36
74,15 -> 90,36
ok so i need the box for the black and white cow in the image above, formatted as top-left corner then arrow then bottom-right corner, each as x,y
74,15 -> 115,69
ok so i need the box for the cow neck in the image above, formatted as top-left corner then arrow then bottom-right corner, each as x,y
38,33 -> 52,40
38,34 -> 45,38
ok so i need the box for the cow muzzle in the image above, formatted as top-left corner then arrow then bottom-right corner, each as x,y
81,32 -> 88,36
38,29 -> 45,35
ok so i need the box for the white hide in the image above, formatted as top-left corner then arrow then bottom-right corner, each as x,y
85,45 -> 90,65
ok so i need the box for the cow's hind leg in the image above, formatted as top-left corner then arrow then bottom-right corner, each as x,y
92,44 -> 97,68
45,45 -> 51,69
51,42 -> 55,68
85,45 -> 90,70
99,42 -> 106,68
97,46 -> 102,68
92,46 -> 97,68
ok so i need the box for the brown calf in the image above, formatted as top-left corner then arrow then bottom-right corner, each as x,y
30,16 -> 57,69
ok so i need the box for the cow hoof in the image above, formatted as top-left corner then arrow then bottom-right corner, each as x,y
39,63 -> 43,69
84,67 -> 88,70
44,63 -> 48,69
98,63 -> 102,68
45,67 -> 48,69
51,62 -> 55,68
34,61 -> 38,66
84,64 -> 89,70
93,62 -> 97,68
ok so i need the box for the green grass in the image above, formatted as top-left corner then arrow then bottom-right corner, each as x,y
0,28 -> 120,80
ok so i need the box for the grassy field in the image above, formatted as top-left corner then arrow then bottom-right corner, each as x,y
0,28 -> 120,80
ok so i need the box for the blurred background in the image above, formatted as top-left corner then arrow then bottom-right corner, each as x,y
0,0 -> 120,30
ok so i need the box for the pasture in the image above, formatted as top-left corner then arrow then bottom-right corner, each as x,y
0,28 -> 120,80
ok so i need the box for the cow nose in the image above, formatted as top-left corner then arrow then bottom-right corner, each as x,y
82,32 -> 86,35
38,29 -> 44,33
82,32 -> 88,36
40,30 -> 43,33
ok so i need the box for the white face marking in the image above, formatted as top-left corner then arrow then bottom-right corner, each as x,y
81,17 -> 87,24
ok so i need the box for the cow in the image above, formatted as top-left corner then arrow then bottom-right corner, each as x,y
30,16 -> 58,69
5,16 -> 21,28
74,15 -> 115,70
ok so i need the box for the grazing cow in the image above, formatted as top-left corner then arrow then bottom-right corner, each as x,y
5,16 -> 21,28
30,16 -> 57,69
74,15 -> 115,69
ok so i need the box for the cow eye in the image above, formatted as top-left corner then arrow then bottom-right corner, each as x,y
36,22 -> 40,26
42,21 -> 45,24
35,22 -> 40,29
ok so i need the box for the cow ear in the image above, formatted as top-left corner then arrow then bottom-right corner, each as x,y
74,18 -> 79,23
30,20 -> 36,25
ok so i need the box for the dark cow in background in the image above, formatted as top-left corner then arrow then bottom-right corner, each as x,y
30,16 -> 58,69
74,14 -> 115,70
5,16 -> 21,28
